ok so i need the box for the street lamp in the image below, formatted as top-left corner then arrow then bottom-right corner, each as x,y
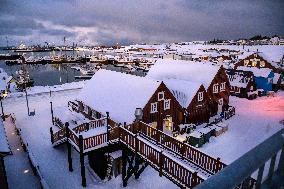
134,108 -> 143,122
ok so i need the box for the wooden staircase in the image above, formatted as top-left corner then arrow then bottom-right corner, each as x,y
50,120 -> 255,189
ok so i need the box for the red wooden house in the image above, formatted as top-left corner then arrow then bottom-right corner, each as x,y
76,69 -> 185,134
234,52 -> 283,74
146,59 -> 231,116
163,79 -> 211,124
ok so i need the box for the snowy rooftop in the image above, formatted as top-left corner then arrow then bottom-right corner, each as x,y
0,120 -> 10,154
77,69 -> 161,124
146,59 -> 220,89
163,79 -> 202,108
237,66 -> 273,78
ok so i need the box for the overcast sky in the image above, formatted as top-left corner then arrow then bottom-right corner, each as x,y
0,0 -> 283,46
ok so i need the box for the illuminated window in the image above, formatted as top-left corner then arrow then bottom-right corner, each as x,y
252,60 -> 257,67
158,91 -> 164,101
197,92 -> 204,102
164,116 -> 172,131
213,84 -> 219,93
164,99 -> 171,110
151,102 -> 158,113
220,82 -> 226,91
260,61 -> 265,67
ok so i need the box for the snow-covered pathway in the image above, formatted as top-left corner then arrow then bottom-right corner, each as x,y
4,119 -> 41,189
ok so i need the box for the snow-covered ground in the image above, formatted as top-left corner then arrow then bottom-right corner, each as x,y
2,87 -> 284,189
201,93 -> 284,164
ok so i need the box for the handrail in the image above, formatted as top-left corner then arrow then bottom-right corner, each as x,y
135,121 -> 226,174
194,128 -> 284,189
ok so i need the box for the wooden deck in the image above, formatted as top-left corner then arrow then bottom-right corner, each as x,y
51,119 -> 255,188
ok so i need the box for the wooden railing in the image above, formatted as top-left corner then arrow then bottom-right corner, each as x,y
68,101 -> 79,112
51,120 -> 255,188
53,117 -> 64,128
53,127 -> 66,144
132,122 -> 226,175
118,126 -> 204,188
83,133 -> 108,152
73,118 -> 107,134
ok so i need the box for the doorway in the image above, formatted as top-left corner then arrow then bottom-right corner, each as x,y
163,116 -> 173,134
218,98 -> 223,113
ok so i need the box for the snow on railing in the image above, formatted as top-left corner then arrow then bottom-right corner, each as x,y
118,126 -> 204,188
134,121 -> 227,175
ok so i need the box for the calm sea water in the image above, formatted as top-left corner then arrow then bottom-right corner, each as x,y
0,50 -> 87,86
0,50 -> 147,86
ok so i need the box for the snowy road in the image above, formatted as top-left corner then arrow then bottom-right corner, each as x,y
4,119 -> 41,189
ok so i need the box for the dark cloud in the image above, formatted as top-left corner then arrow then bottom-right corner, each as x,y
0,0 -> 283,46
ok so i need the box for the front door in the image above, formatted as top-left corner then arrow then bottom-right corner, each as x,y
163,116 -> 173,135
218,98 -> 223,113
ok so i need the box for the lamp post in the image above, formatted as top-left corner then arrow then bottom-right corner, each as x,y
24,83 -> 30,116
0,91 -> 7,120
134,108 -> 143,123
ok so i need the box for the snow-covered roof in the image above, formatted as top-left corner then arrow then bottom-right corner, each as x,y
146,59 -> 221,89
273,73 -> 281,84
77,69 -> 161,124
0,120 -> 10,154
237,66 -> 273,78
163,79 -> 201,108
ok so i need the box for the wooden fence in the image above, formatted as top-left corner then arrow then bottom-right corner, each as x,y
131,122 -> 226,174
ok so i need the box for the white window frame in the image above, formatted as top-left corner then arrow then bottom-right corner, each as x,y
260,61 -> 265,67
150,102 -> 158,113
83,105 -> 88,114
213,84 -> 219,93
158,91 -> 164,101
244,60 -> 249,66
164,99 -> 171,110
197,92 -> 204,102
220,82 -> 226,92
236,87 -> 240,93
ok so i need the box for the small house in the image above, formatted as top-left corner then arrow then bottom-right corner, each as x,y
163,79 -> 211,124
225,69 -> 258,99
234,52 -> 284,74
146,59 -> 231,116
237,66 -> 274,93
76,69 -> 185,135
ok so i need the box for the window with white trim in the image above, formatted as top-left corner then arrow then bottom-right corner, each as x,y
260,61 -> 265,67
244,60 -> 249,66
197,92 -> 204,102
83,105 -> 88,114
213,84 -> 219,93
164,99 -> 171,110
220,82 -> 226,92
151,102 -> 158,113
158,92 -> 164,101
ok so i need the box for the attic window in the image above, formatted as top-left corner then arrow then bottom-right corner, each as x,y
158,92 -> 164,101
164,99 -> 171,110
244,60 -> 249,66
151,102 -> 158,113
220,82 -> 226,92
197,92 -> 204,102
83,105 -> 88,114
260,61 -> 265,67
213,84 -> 219,93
